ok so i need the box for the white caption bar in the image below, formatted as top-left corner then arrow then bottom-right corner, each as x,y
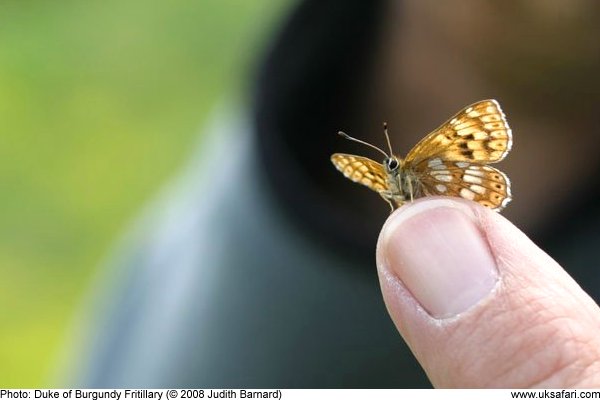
0,389 -> 596,400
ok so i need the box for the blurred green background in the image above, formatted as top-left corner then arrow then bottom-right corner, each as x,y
0,0 -> 291,386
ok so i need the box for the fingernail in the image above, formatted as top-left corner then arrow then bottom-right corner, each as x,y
381,199 -> 498,319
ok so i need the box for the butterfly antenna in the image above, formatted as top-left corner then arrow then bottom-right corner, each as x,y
337,131 -> 388,158
383,122 -> 393,157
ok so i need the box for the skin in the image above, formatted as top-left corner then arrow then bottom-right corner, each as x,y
377,197 -> 600,387
364,0 -> 600,388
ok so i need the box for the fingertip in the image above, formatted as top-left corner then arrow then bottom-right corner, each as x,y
377,198 -> 498,319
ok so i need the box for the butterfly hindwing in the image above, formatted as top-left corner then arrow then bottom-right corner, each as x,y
417,158 -> 512,211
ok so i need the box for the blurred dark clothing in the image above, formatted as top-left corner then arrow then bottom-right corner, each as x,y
253,0 -> 600,304
67,0 -> 600,388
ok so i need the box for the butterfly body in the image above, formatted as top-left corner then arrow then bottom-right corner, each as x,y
378,156 -> 419,209
331,99 -> 512,212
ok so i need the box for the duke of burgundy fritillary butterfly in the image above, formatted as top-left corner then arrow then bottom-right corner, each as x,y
331,99 -> 512,212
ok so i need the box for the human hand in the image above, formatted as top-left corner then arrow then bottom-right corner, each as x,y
376,198 -> 600,387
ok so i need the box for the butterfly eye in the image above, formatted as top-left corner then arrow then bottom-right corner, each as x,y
387,158 -> 399,170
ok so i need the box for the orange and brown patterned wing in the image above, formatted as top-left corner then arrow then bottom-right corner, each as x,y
417,159 -> 512,211
405,99 -> 512,166
330,153 -> 388,193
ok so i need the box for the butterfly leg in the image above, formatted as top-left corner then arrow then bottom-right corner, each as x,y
379,192 -> 395,213
408,178 -> 414,202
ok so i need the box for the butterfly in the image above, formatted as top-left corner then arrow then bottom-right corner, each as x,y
330,99 -> 512,212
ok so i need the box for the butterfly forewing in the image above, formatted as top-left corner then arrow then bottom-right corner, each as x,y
330,154 -> 388,193
405,99 -> 512,166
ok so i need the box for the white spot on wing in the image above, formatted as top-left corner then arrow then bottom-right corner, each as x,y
463,175 -> 482,184
460,188 -> 475,201
470,184 -> 486,194
455,162 -> 470,168
431,163 -> 447,170
435,175 -> 453,182
428,158 -> 443,168
435,184 -> 447,193
465,168 -> 485,177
